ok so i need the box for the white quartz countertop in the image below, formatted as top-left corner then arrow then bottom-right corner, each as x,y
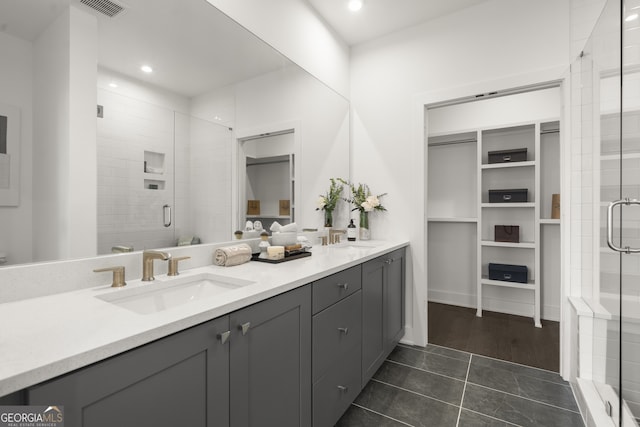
0,240 -> 408,396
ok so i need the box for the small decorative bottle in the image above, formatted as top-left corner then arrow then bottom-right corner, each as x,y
347,219 -> 357,241
258,231 -> 270,259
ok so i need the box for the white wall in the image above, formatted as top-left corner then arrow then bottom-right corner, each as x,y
233,65 -> 350,231
205,0 -> 350,99
32,6 -> 97,262
0,33 -> 33,265
350,0 -> 571,346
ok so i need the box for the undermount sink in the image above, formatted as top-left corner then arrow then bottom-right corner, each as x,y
97,273 -> 254,315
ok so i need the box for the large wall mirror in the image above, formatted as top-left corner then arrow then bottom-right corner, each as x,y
0,0 -> 349,266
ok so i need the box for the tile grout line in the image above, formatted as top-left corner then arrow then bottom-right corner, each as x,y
385,358 -> 467,384
398,342 -> 472,361
467,381 -> 583,414
349,403 -> 414,427
370,378 -> 461,410
426,342 -> 562,377
461,408 -> 524,427
456,353 -> 473,427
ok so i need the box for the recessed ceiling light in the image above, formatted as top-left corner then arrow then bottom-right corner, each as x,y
108,82 -> 118,88
348,0 -> 363,12
626,13 -> 638,22
140,65 -> 153,73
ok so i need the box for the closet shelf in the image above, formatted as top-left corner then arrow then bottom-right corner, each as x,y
540,219 -> 560,225
481,277 -> 536,290
481,202 -> 535,208
427,217 -> 477,223
481,240 -> 535,249
481,160 -> 536,170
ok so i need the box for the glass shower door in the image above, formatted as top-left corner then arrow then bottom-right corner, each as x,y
599,0 -> 640,425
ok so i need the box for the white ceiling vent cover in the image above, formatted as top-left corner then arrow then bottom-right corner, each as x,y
79,0 -> 125,18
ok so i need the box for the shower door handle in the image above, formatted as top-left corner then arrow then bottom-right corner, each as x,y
163,204 -> 172,227
606,198 -> 640,253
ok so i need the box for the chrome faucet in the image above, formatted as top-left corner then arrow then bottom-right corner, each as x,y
142,250 -> 171,281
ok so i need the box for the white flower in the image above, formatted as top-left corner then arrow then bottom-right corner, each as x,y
366,195 -> 380,208
361,201 -> 374,212
316,196 -> 327,210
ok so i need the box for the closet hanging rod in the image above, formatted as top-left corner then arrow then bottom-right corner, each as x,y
540,129 -> 560,135
428,138 -> 477,147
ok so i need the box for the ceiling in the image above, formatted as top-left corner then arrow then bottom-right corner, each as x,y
0,0 -> 289,97
0,0 -> 493,95
307,0 -> 491,46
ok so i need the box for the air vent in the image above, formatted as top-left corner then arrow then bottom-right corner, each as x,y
79,0 -> 125,17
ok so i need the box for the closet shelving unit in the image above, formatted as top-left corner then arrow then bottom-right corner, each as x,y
427,120 -> 560,328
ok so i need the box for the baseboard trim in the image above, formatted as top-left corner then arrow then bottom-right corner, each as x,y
428,289 -> 560,322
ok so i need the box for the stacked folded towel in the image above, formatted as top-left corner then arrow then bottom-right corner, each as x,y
213,244 -> 252,267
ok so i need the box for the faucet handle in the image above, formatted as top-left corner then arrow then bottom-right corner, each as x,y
94,266 -> 126,287
168,256 -> 191,276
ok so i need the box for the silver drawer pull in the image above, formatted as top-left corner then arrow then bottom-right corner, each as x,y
217,330 -> 231,344
336,283 -> 348,290
239,322 -> 251,336
338,327 -> 349,335
337,385 -> 348,393
503,274 -> 511,280
503,194 -> 512,201
503,155 -> 511,161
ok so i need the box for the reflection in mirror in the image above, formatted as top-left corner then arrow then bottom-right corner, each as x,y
241,131 -> 295,231
0,0 -> 350,267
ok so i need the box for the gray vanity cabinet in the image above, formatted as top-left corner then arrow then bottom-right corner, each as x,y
311,265 -> 362,427
28,316 -> 231,427
229,284 -> 312,427
361,248 -> 406,386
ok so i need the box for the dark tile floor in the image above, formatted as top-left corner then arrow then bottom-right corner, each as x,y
336,344 -> 584,427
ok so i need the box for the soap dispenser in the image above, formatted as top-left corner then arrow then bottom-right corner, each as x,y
347,219 -> 356,241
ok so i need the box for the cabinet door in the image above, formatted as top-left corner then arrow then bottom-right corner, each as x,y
361,256 -> 385,386
229,285 -> 311,427
28,316 -> 230,427
385,248 -> 406,352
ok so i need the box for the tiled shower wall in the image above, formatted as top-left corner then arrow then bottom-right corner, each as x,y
97,89 -> 178,254
97,89 -> 233,254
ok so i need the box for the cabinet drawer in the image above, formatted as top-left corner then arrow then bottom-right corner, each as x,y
312,346 -> 361,427
312,265 -> 361,314
313,291 -> 362,381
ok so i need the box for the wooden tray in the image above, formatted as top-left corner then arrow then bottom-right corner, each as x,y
251,251 -> 311,264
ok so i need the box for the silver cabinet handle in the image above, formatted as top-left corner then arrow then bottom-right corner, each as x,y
338,327 -> 349,335
337,385 -> 348,393
336,283 -> 348,290
385,259 -> 393,265
218,330 -> 231,345
239,322 -> 251,335
607,198 -> 640,253
163,204 -> 172,227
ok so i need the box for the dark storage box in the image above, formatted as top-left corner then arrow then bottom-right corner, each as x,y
488,263 -> 528,284
488,188 -> 528,203
488,148 -> 527,164
495,225 -> 520,243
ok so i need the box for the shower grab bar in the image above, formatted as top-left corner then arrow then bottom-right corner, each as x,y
606,198 -> 640,254
163,204 -> 172,228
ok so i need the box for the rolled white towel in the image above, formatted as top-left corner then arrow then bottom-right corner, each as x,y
279,222 -> 298,233
213,244 -> 252,267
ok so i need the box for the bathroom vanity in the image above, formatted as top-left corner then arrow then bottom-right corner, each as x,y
0,241 -> 407,427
